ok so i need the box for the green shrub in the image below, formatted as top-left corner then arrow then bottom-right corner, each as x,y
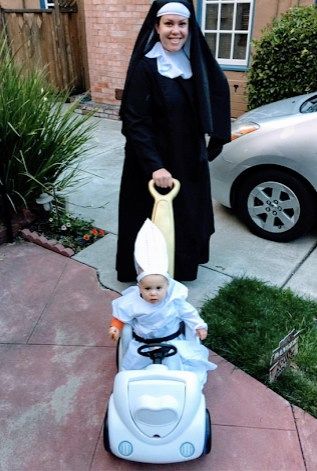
0,34 -> 95,217
247,5 -> 317,109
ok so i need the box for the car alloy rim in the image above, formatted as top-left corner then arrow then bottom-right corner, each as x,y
247,181 -> 300,233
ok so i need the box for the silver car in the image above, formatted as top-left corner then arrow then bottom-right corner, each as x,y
210,92 -> 317,242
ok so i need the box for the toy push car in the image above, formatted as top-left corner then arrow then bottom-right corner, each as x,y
103,328 -> 212,464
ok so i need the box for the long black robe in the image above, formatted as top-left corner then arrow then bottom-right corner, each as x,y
116,57 -> 214,281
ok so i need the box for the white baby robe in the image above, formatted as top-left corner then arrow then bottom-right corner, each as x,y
112,278 -> 217,387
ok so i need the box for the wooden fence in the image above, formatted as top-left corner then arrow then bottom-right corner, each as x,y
0,5 -> 87,92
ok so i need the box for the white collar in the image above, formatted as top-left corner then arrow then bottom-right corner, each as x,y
145,42 -> 192,79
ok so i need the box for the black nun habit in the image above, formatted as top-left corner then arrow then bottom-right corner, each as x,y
116,0 -> 231,281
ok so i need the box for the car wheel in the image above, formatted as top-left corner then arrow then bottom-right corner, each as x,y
202,408 -> 212,455
235,170 -> 316,242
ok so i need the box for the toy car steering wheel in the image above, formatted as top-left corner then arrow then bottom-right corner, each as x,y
137,343 -> 177,364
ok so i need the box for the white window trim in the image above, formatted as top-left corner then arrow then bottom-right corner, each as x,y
201,0 -> 254,67
44,0 -> 55,8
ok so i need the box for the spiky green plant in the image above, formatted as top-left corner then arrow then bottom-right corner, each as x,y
0,33 -> 96,215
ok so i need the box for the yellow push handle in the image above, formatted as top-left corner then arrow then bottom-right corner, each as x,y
148,179 -> 180,277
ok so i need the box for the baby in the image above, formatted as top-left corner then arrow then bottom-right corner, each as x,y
109,273 -> 207,341
108,271 -> 216,387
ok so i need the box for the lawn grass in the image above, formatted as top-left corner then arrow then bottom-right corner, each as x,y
201,278 -> 317,418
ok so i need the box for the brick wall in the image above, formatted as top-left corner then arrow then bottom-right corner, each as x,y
83,0 -> 315,118
84,0 -> 149,106
226,71 -> 247,118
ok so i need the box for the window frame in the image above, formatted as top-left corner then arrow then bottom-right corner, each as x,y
41,0 -> 55,8
200,0 -> 254,70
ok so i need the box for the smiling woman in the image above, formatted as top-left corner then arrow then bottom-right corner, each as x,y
116,0 -> 231,282
155,14 -> 189,52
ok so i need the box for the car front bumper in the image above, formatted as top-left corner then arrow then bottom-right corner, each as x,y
107,394 -> 207,463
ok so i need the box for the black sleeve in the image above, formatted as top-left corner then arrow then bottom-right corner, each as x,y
121,60 -> 164,177
207,137 -> 224,162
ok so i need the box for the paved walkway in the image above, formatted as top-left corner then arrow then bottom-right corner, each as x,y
1,115 -> 317,470
1,241 -> 316,471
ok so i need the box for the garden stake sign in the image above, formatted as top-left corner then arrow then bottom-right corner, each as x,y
269,329 -> 301,382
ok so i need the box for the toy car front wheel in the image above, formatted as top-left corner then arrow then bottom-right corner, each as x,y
202,408 -> 212,455
116,338 -> 120,371
103,407 -> 111,453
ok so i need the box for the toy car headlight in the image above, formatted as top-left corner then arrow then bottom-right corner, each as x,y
231,122 -> 260,140
118,441 -> 133,456
180,442 -> 195,458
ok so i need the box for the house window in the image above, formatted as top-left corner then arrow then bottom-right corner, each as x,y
201,0 -> 254,68
41,0 -> 55,8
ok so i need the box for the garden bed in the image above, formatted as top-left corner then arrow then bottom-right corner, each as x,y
1,207 -> 107,258
25,210 -> 106,254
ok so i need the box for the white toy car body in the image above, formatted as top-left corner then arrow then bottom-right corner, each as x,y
103,328 -> 211,464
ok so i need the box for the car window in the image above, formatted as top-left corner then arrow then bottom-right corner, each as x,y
300,95 -> 317,113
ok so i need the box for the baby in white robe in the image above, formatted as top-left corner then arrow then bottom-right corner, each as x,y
109,272 -> 217,387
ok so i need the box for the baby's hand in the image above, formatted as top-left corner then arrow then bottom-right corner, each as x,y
109,326 -> 120,341
196,328 -> 207,340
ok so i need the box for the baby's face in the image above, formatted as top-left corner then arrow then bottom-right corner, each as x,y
138,274 -> 168,304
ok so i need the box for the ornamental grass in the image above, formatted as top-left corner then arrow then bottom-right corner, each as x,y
0,33 -> 96,218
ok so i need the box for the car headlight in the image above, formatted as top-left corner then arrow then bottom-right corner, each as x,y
231,122 -> 260,140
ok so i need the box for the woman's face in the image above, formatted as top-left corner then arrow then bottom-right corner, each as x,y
155,14 -> 189,52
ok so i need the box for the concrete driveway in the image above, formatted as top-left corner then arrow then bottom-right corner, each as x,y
66,116 -> 317,307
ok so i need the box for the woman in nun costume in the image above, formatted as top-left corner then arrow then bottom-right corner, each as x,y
110,219 -> 217,388
116,0 -> 231,282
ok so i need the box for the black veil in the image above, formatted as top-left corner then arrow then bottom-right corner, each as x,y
120,0 -> 231,144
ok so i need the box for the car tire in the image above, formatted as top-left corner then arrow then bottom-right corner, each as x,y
235,170 -> 316,242
202,408 -> 212,455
